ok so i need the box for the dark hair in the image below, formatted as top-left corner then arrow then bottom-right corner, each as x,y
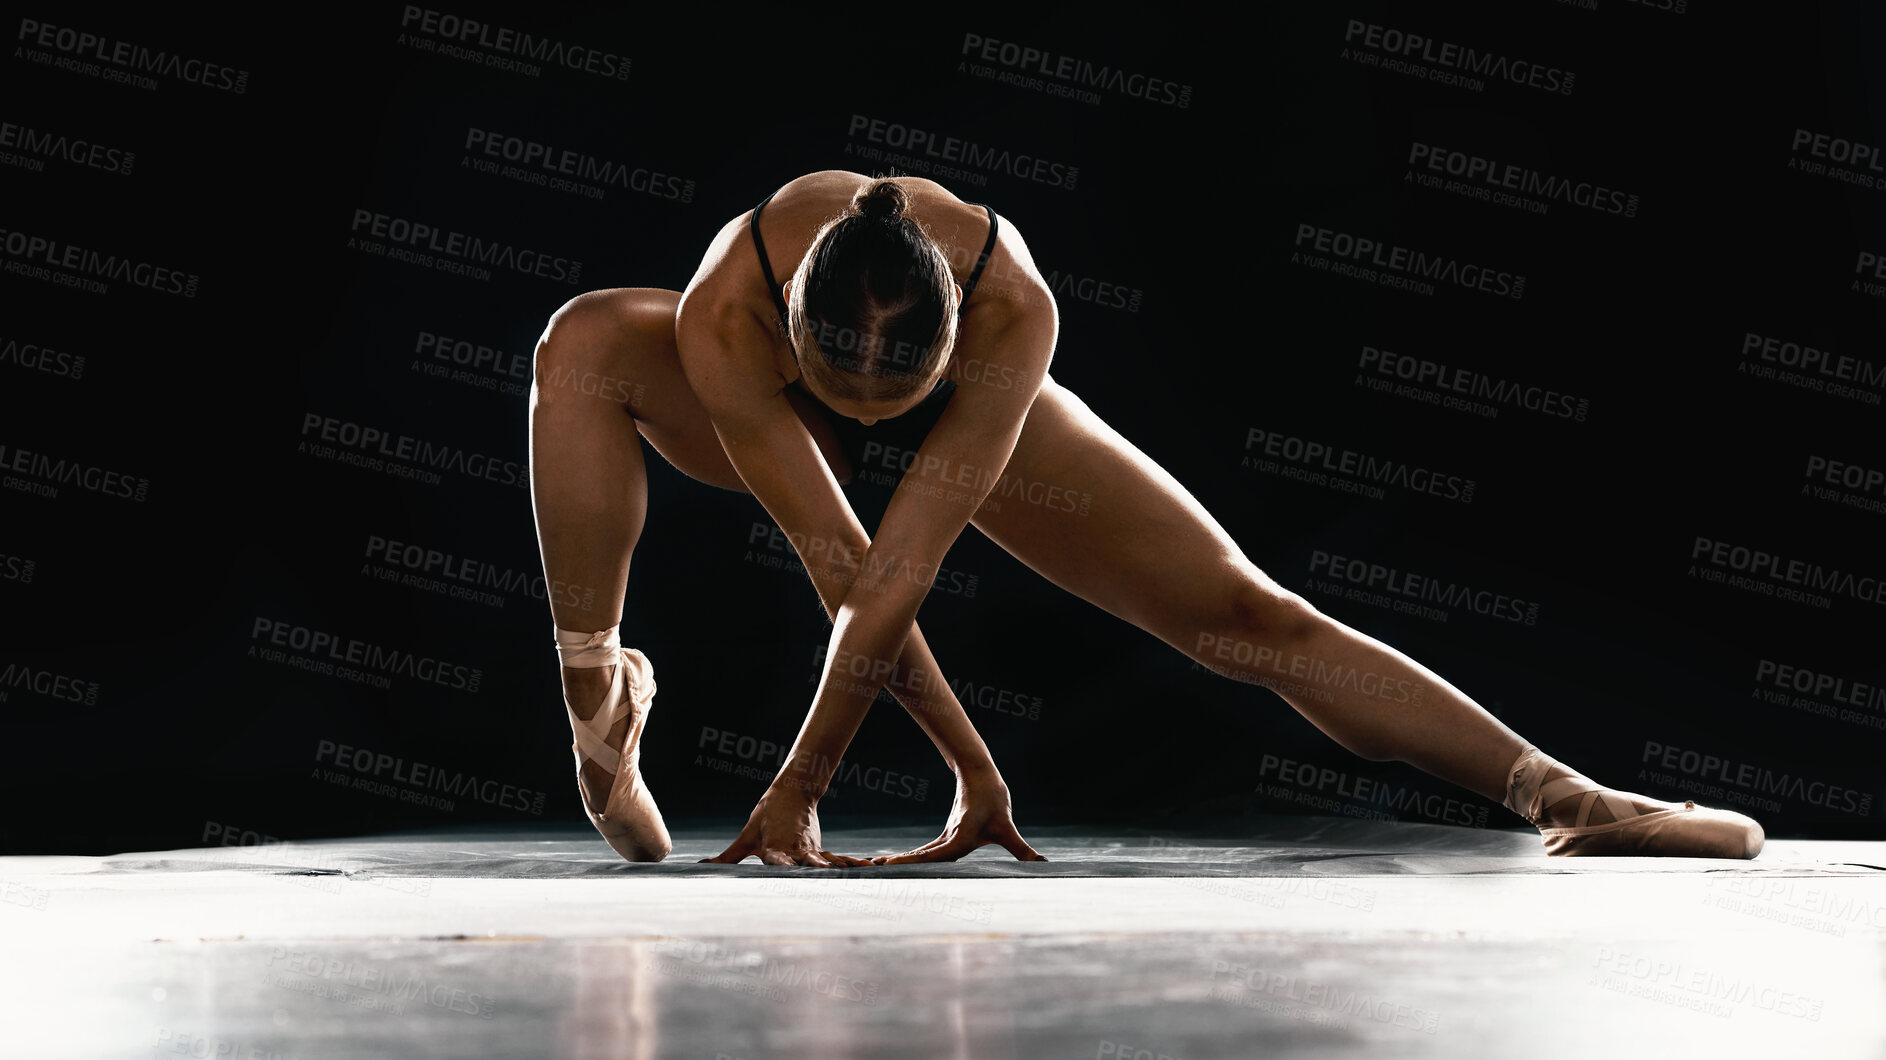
789,177 -> 959,403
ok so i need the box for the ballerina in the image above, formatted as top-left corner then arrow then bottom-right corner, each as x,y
526,170 -> 1764,866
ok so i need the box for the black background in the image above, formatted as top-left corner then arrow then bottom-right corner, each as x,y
3,3 -> 1881,854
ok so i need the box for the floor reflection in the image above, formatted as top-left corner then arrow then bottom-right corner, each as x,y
561,941 -> 657,1060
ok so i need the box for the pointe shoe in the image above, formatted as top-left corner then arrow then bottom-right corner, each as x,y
1505,746 -> 1763,860
559,628 -> 672,863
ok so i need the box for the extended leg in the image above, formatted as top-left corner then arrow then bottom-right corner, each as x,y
966,378 -> 1761,858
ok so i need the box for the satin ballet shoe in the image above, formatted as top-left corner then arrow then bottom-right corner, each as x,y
1505,746 -> 1763,859
556,626 -> 672,863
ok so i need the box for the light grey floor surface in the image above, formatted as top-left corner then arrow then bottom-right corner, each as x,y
5,817 -> 1882,1059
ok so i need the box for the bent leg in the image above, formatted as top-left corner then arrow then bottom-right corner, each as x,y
530,289 -> 847,806
530,288 -> 853,632
528,288 -> 699,858
529,288 -> 1038,861
531,289 -> 662,637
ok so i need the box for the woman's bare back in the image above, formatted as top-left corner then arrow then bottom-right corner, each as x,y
683,170 -> 1003,391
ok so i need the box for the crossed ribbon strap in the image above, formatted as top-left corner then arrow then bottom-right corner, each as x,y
1504,746 -> 1640,828
552,626 -> 656,779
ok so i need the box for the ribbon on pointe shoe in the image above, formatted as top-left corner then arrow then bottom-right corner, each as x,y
1504,745 -> 1761,858
554,625 -> 630,776
1502,745 -> 1641,828
552,625 -> 659,780
553,624 -> 621,668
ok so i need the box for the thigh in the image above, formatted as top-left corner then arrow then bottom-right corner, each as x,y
967,376 -> 1269,649
544,288 -> 852,490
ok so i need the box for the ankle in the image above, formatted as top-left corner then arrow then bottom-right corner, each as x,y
561,663 -> 618,722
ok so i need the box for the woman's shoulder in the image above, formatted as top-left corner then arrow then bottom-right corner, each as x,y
772,171 -> 990,235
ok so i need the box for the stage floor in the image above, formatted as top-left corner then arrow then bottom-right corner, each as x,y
5,817 -> 1883,1059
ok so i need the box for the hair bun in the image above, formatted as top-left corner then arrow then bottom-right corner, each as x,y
853,179 -> 907,221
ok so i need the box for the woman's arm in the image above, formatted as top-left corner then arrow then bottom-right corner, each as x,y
674,242 -> 1052,864
769,299 -> 1058,794
687,215 -> 1060,865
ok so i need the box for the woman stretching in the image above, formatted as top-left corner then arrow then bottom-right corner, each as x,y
527,170 -> 1763,867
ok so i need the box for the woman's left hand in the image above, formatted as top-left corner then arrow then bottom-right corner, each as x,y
870,769 -> 1047,865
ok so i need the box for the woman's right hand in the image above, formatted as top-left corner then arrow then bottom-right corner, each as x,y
700,785 -> 872,868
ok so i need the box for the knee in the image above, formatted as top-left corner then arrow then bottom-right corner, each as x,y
532,290 -> 668,407
1187,574 -> 1326,674
535,290 -> 626,372
1227,576 -> 1324,652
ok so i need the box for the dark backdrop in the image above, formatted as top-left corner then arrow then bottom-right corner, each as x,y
4,3 -> 1882,855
